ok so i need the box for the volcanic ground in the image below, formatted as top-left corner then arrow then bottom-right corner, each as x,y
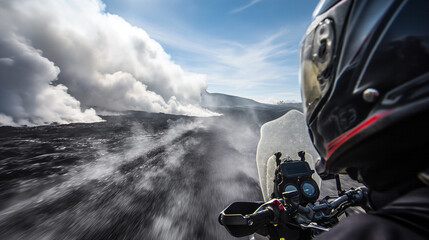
0,99 -> 357,240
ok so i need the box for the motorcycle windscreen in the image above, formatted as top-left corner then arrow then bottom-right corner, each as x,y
256,110 -> 321,201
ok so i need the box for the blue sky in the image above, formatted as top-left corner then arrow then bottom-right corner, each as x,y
103,0 -> 319,103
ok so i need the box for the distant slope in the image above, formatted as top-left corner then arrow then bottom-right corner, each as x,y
201,91 -> 301,109
201,91 -> 262,108
200,91 -> 302,125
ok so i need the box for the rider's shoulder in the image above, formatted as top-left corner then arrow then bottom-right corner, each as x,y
315,213 -> 425,240
316,187 -> 429,240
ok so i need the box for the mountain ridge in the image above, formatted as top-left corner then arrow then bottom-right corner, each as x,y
200,91 -> 301,109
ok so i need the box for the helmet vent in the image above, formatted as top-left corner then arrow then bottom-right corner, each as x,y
362,88 -> 380,103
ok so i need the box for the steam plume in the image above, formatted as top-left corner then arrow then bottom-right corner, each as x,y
0,0 -> 216,126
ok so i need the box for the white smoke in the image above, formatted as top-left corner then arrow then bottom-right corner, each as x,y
0,0 -> 217,126
0,34 -> 102,126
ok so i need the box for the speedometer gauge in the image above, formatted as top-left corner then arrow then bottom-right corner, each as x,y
284,184 -> 298,193
302,182 -> 316,197
300,180 -> 320,202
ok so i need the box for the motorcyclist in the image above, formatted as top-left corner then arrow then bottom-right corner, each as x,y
300,0 -> 429,239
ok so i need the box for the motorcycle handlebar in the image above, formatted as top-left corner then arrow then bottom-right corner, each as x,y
330,195 -> 349,209
316,188 -> 365,211
219,204 -> 275,237
219,187 -> 367,237
247,208 -> 274,226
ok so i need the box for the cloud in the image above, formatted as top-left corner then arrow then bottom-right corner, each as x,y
208,31 -> 298,88
0,0 -> 217,126
104,0 -> 309,103
0,33 -> 102,126
230,0 -> 262,14
143,23 -> 299,99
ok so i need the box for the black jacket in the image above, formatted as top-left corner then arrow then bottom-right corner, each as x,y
315,187 -> 429,240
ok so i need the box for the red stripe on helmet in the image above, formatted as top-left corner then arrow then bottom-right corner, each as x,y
325,110 -> 393,160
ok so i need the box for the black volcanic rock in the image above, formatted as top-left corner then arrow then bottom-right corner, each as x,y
0,91 -> 307,240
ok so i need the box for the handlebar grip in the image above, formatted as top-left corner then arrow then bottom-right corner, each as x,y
248,209 -> 274,226
331,195 -> 349,208
298,205 -> 311,214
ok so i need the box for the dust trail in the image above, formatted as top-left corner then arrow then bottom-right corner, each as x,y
0,113 -> 261,239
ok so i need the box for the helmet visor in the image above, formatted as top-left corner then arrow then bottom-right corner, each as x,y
299,18 -> 335,122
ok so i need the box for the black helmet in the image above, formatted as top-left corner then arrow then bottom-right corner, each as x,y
299,0 -> 429,190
